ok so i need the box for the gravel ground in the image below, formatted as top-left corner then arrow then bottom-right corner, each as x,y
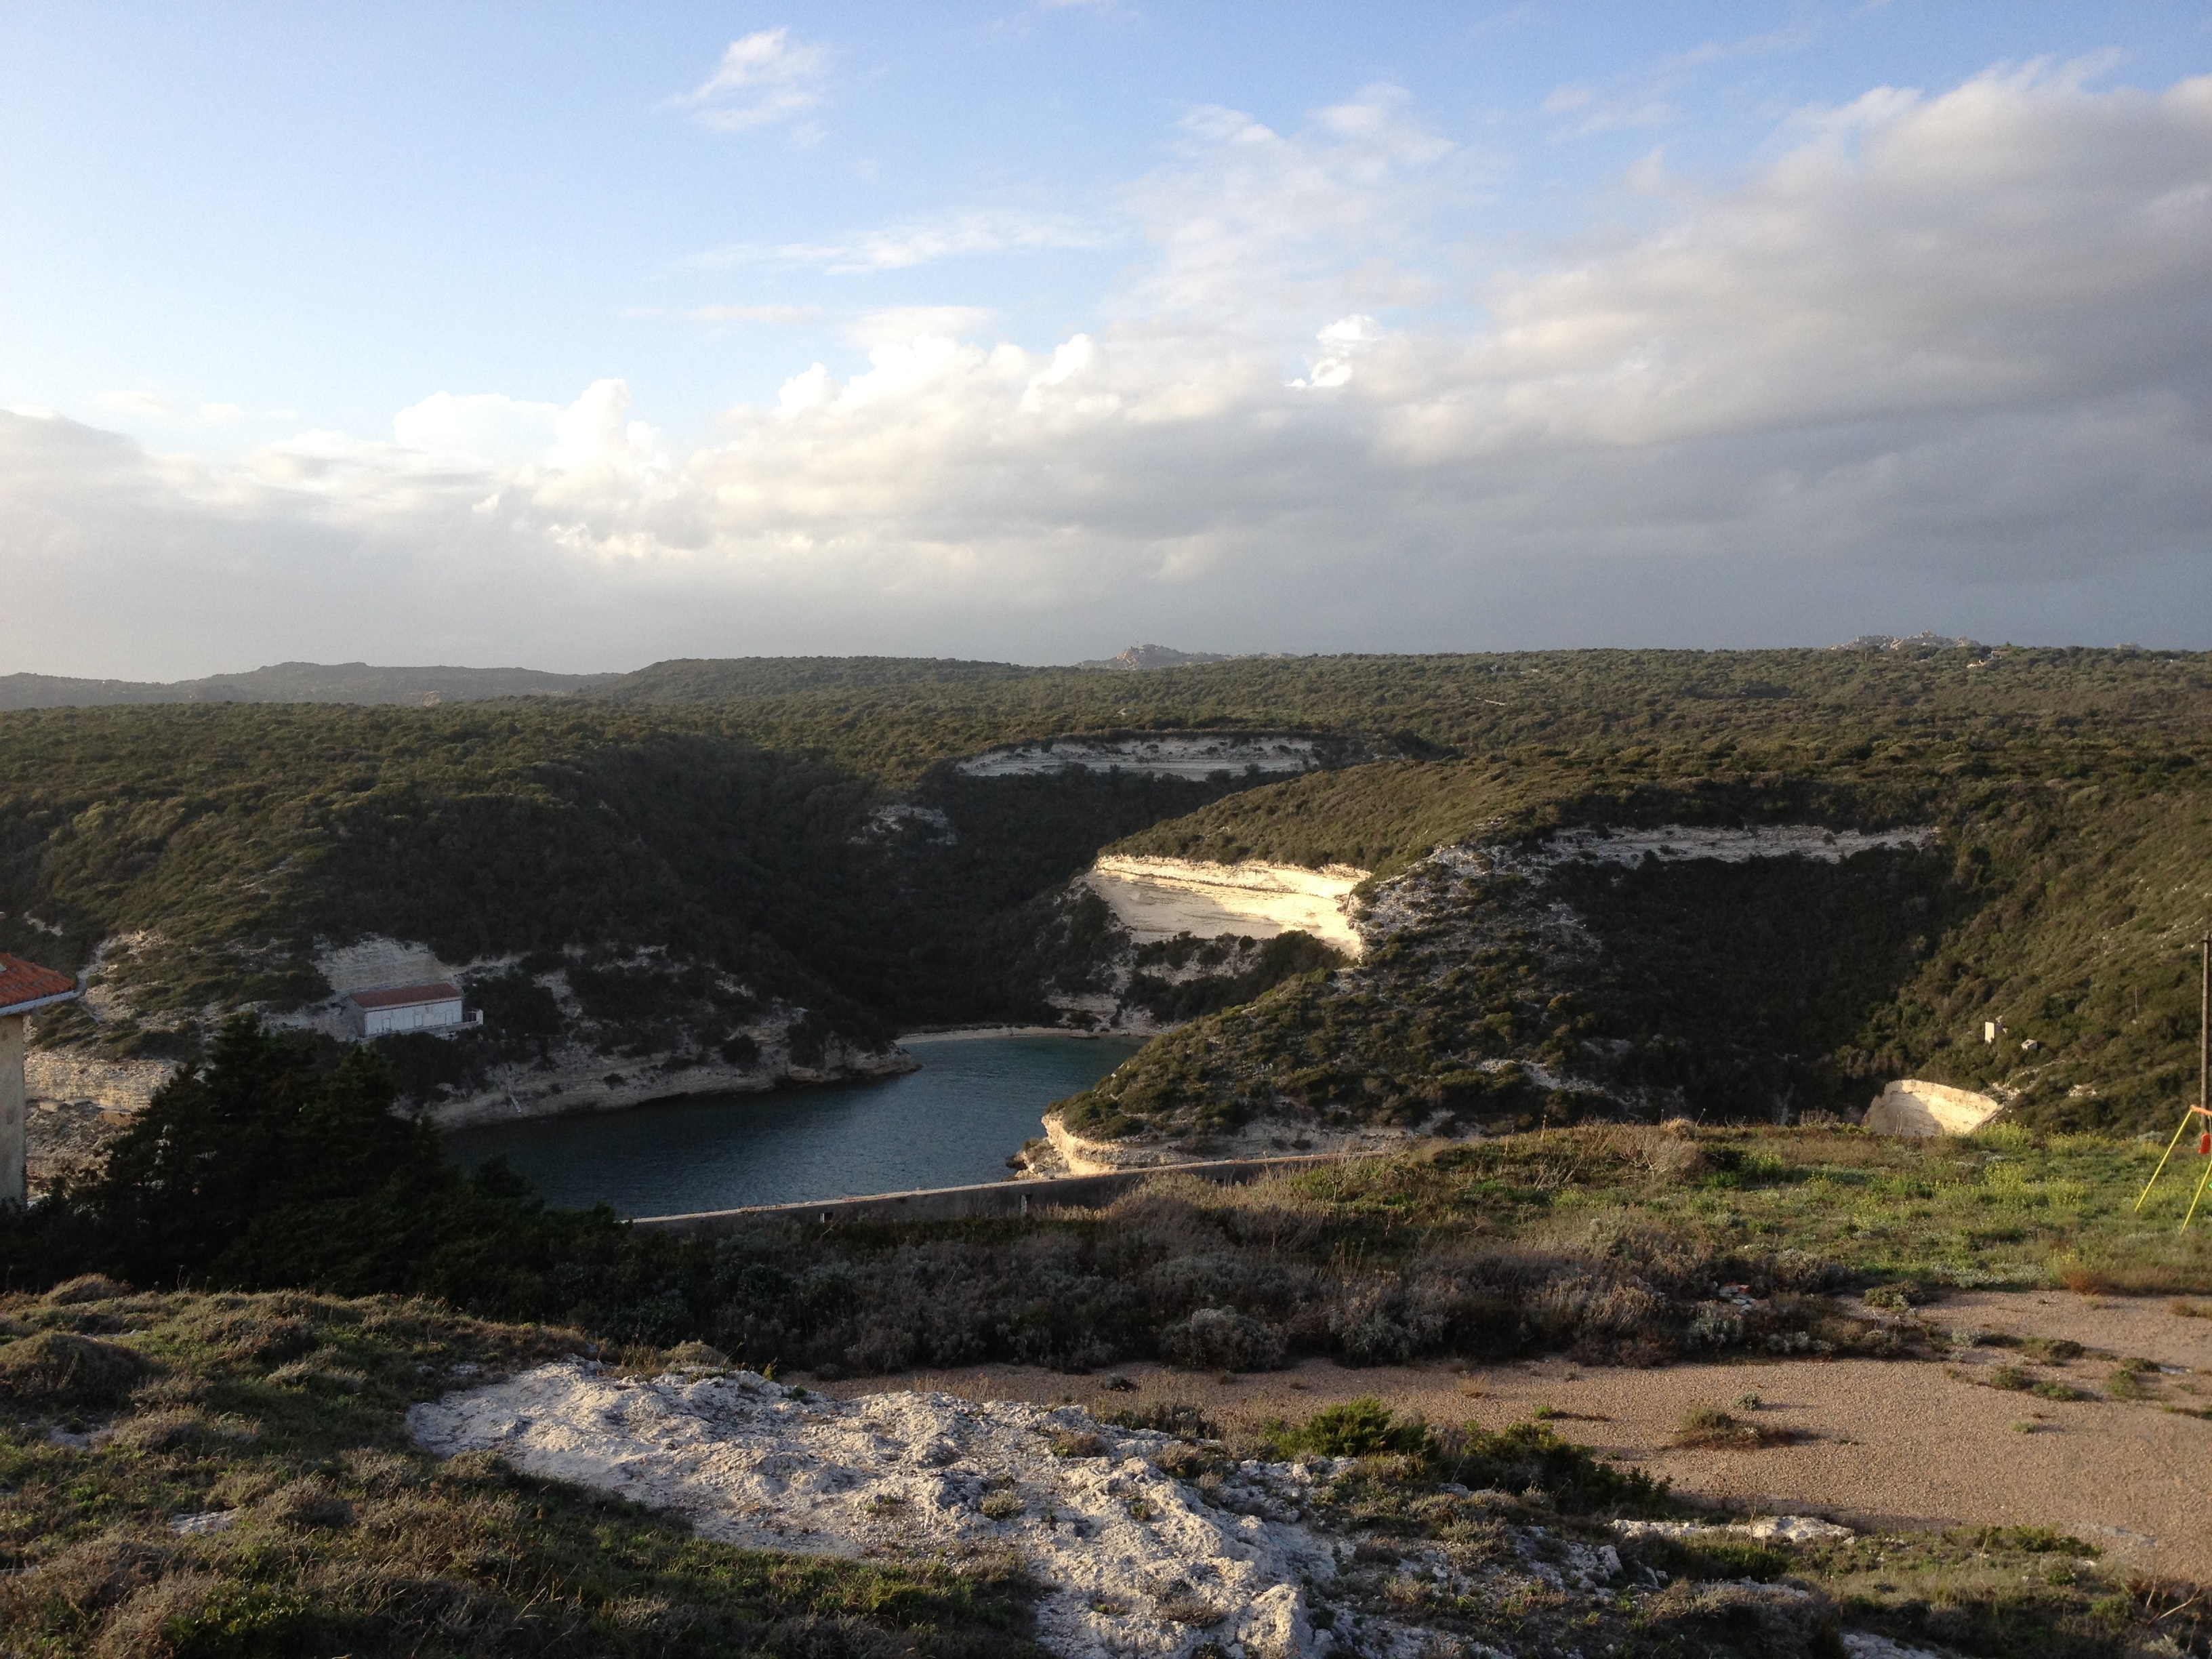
821,1290 -> 2212,1585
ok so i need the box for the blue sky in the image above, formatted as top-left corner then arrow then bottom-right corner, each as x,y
2,2 -> 2209,674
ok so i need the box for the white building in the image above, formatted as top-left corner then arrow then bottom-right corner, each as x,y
1,953 -> 80,1207
347,981 -> 480,1038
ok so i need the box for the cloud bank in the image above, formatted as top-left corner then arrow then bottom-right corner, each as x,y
6,65 -> 2209,674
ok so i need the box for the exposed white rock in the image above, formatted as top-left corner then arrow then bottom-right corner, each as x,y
1863,1079 -> 2003,1138
1084,857 -> 1368,956
855,803 -> 958,845
1527,823 -> 1936,872
1614,1515 -> 1854,1544
959,736 -> 1320,781
316,936 -> 455,998
410,1363 -> 1343,1659
23,1050 -> 171,1117
1037,1113 -> 1413,1176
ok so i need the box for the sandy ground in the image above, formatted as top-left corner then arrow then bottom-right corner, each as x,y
823,1290 -> 2212,1584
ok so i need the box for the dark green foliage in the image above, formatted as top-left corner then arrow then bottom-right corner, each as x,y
1124,930 -> 1343,1024
7,1017 -> 631,1315
5,644 -> 2212,1135
1265,1395 -> 1429,1458
1262,1397 -> 1670,1514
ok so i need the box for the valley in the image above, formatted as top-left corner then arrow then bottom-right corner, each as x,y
3,644 -> 2210,1189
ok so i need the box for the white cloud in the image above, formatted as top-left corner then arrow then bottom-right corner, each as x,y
844,307 -> 999,346
8,67 -> 2212,675
693,209 -> 1115,274
625,303 -> 823,325
100,390 -> 177,418
674,28 -> 828,134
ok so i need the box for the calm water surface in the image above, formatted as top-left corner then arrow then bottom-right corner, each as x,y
445,1033 -> 1145,1216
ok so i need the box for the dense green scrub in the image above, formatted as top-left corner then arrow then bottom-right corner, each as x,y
1071,708 -> 2212,1137
2,644 -> 2207,1124
0,699 -> 1261,1064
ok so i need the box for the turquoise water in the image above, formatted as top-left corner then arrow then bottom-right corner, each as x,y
443,1033 -> 1145,1217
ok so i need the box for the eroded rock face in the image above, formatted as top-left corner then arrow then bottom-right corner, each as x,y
1863,1079 -> 2003,1137
1083,858 -> 1368,958
409,1363 -> 1341,1659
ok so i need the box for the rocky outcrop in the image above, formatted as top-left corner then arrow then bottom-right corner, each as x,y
1030,1111 -> 1425,1179
1083,857 -> 1368,956
427,1034 -> 914,1130
956,734 -> 1322,780
1864,1078 -> 2004,1137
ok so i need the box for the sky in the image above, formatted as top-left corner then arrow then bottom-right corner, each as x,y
2,2 -> 2209,677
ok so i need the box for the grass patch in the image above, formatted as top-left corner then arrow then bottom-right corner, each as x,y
1669,1405 -> 1795,1450
0,1285 -> 1039,1659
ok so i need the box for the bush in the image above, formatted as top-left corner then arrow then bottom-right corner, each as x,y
0,1331 -> 148,1409
1268,1396 -> 1429,1458
1160,1307 -> 1286,1372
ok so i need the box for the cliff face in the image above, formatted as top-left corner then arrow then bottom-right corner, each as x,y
1083,855 -> 1366,956
1042,822 -> 1960,1166
22,930 -> 914,1168
422,1021 -> 914,1130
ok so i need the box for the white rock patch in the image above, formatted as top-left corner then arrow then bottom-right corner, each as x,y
958,737 -> 1319,781
1614,1515 -> 1853,1544
409,1364 -> 1343,1659
1084,857 -> 1368,956
1530,823 -> 1936,871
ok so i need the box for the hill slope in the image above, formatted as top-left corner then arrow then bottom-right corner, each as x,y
0,661 -> 619,710
1,646 -> 2207,1137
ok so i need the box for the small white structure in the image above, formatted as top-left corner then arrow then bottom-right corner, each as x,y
1864,1078 -> 2003,1138
1,954 -> 81,1207
348,982 -> 480,1038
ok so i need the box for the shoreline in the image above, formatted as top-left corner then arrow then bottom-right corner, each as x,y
893,1024 -> 1149,1044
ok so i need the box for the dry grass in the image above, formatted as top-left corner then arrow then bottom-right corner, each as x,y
0,1286 -> 1041,1659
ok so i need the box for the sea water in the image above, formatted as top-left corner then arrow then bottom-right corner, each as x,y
443,1032 -> 1145,1217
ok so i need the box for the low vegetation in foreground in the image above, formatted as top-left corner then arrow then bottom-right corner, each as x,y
4,1284 -> 2207,1659
0,1286 -> 1039,1659
12,1020 -> 2212,1378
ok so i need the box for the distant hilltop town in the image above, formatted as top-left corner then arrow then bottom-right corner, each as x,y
1830,632 -> 1986,652
1073,644 -> 1296,671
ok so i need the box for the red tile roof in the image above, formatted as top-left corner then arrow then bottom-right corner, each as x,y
348,983 -> 464,1010
0,954 -> 79,1016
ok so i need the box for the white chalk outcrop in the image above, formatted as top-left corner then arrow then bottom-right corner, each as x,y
1863,1078 -> 2003,1137
959,736 -> 1320,781
1533,823 -> 1936,868
411,1363 -> 1343,1659
1036,1114 -> 1416,1178
1084,858 -> 1368,957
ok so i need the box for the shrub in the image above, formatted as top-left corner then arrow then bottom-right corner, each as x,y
1669,1406 -> 1791,1450
45,1273 -> 127,1305
1160,1307 -> 1286,1372
0,1331 -> 148,1409
1269,1396 -> 1429,1459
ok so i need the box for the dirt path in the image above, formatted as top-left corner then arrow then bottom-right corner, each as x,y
823,1290 -> 2212,1583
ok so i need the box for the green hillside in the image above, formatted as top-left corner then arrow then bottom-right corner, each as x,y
0,645 -> 2206,1131
1062,714 -> 2212,1139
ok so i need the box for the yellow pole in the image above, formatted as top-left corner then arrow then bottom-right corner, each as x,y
2137,1105 -> 2200,1212
2184,1136 -> 2212,1232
